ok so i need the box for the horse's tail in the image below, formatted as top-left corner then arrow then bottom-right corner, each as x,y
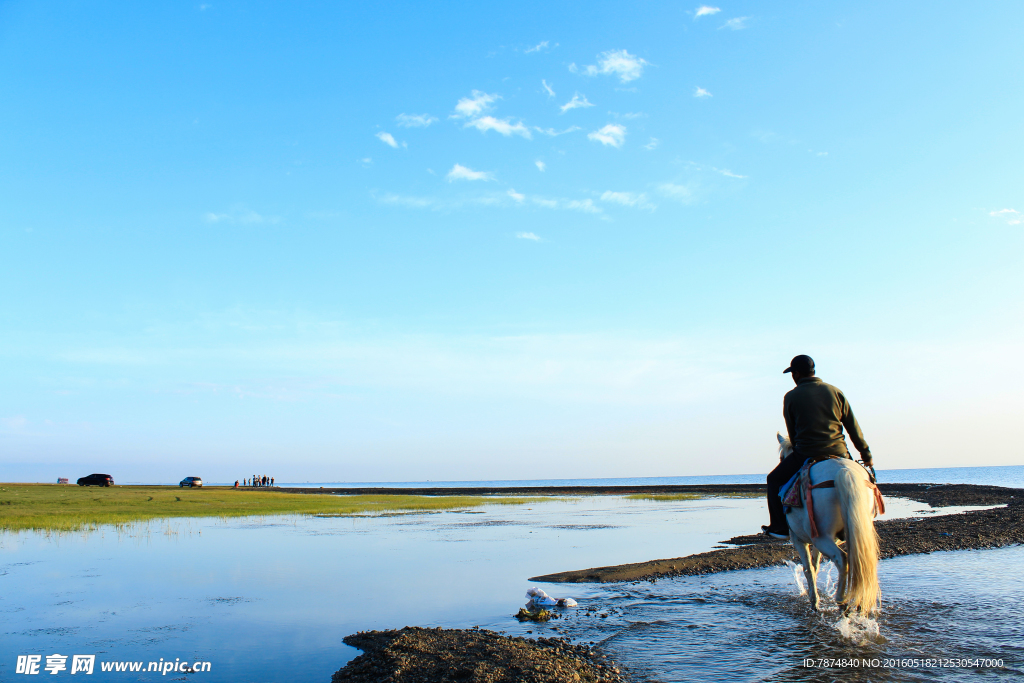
835,461 -> 880,615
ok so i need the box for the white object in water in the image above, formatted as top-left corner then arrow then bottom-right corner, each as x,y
526,587 -> 576,609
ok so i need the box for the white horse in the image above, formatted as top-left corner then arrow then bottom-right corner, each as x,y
777,434 -> 882,615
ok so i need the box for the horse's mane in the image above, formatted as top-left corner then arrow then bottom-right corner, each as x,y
777,434 -> 793,461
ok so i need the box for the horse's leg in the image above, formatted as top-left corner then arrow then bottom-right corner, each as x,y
792,540 -> 819,611
814,537 -> 848,607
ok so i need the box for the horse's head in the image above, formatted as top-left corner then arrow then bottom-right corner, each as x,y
777,432 -> 793,462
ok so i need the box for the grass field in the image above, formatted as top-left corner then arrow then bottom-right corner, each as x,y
0,484 -> 541,533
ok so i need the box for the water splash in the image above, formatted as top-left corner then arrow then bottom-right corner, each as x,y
786,560 -> 807,596
833,613 -> 883,646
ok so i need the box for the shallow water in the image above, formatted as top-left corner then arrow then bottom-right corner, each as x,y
1,495 -> 1019,682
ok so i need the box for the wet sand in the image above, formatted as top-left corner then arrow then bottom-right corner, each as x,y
332,627 -> 628,683
530,483 -> 1024,583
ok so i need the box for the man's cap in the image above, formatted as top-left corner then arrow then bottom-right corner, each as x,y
784,355 -> 815,374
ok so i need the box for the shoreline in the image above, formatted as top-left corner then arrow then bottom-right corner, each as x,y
332,627 -> 628,683
529,483 -> 1023,583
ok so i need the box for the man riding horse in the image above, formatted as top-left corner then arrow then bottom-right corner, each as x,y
762,355 -> 874,538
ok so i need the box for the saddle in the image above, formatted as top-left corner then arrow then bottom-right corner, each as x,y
780,456 -> 885,538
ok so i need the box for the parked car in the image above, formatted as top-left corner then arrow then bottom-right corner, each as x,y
77,473 -> 114,487
179,476 -> 203,488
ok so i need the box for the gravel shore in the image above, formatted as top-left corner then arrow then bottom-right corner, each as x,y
331,627 -> 628,683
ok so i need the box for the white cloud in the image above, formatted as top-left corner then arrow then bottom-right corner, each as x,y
600,191 -> 655,210
721,16 -> 751,30
644,138 -> 660,150
452,90 -> 500,119
516,232 -> 542,240
465,116 -> 532,139
530,196 -> 603,214
583,49 -> 648,83
446,163 -> 495,182
560,92 -> 594,113
507,189 -> 526,203
525,41 -> 549,53
395,113 -> 438,128
379,193 -> 438,209
360,157 -> 372,165
565,199 -> 602,214
542,79 -> 556,97
0,415 -> 28,430
535,160 -> 546,172
376,131 -> 399,148
694,5 -> 720,17
714,168 -> 747,179
657,183 -> 696,204
204,206 -> 278,224
990,208 -> 1022,225
568,62 -> 578,73
588,123 -> 627,148
534,125 -> 580,136
694,87 -> 712,98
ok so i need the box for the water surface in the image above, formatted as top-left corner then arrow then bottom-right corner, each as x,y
2,493 -> 1019,681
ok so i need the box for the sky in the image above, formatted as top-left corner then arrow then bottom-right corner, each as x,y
1,1 -> 1022,483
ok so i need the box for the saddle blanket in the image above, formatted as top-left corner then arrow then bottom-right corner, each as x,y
779,461 -> 812,508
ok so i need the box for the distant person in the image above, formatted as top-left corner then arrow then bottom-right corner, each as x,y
234,480 -> 239,488
270,477 -> 274,487
762,355 -> 874,538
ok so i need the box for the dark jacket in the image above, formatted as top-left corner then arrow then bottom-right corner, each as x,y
784,377 -> 871,458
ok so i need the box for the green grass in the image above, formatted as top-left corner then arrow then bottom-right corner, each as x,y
625,492 -> 762,501
0,484 -> 542,533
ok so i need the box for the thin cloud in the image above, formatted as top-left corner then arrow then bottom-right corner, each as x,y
600,191 -> 655,210
452,91 -> 500,119
694,87 -> 713,98
657,183 -> 697,204
990,208 -> 1022,225
465,116 -> 532,139
583,49 -> 648,83
507,189 -> 526,203
525,41 -> 550,54
721,16 -> 751,30
360,157 -> 372,165
516,232 -> 542,240
446,163 -> 495,182
530,196 -> 603,214
395,113 -> 438,128
535,160 -> 547,172
588,123 -> 627,148
714,168 -> 747,179
376,131 -> 399,148
542,79 -> 556,97
560,93 -> 594,113
644,137 -> 660,150
694,5 -> 720,18
204,206 -> 279,224
534,125 -> 581,136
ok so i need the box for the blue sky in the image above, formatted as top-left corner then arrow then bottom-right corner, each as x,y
1,1 -> 1022,483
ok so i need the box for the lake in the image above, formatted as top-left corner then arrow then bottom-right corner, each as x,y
3,467 -> 1022,681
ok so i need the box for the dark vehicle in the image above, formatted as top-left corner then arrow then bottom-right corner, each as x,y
77,473 -> 114,487
179,476 -> 203,488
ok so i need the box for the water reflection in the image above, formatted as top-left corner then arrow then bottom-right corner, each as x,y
1,495 -> 1019,682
